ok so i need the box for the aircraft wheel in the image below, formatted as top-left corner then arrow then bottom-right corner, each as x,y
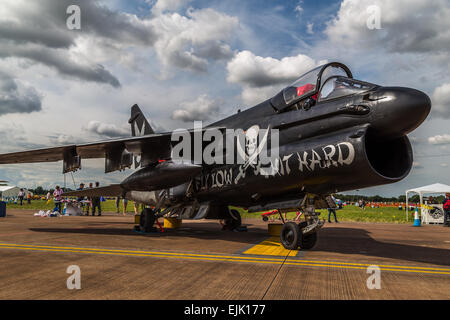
280,222 -> 301,250
301,232 -> 318,250
223,209 -> 241,230
140,208 -> 156,232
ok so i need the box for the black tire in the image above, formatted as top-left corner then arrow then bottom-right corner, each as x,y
301,232 -> 318,250
140,208 -> 156,232
229,209 -> 241,227
223,209 -> 242,230
280,222 -> 300,250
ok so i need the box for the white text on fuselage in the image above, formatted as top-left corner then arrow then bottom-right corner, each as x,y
197,142 -> 355,190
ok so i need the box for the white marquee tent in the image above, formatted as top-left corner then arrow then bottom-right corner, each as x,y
405,183 -> 450,222
0,186 -> 23,200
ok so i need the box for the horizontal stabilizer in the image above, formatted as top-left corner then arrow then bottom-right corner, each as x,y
63,184 -> 123,197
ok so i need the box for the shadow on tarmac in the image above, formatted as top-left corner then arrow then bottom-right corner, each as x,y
316,227 -> 450,267
29,222 -> 266,246
28,224 -> 450,266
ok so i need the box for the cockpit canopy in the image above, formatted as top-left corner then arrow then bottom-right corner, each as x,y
270,62 -> 377,112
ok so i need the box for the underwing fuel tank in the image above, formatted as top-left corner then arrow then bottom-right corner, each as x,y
121,160 -> 201,191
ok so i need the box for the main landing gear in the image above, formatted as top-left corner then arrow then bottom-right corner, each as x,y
221,209 -> 243,231
135,190 -> 167,233
280,222 -> 319,250
138,207 -> 157,233
279,196 -> 325,250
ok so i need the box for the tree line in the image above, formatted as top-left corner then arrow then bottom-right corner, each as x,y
27,187 -> 445,204
335,194 -> 445,204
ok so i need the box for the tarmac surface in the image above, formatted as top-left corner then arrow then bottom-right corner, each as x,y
0,209 -> 449,300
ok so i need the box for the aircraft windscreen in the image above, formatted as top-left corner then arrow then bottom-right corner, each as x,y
319,77 -> 374,101
283,66 -> 321,105
282,64 -> 351,105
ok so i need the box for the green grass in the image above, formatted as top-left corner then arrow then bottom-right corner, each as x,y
232,205 -> 412,224
7,199 -> 412,223
6,199 -> 137,214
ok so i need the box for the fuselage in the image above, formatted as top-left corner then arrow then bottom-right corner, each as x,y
188,85 -> 431,207
121,63 -> 431,209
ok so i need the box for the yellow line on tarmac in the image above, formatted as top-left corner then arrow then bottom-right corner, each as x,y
1,243 -> 449,275
0,243 -> 289,262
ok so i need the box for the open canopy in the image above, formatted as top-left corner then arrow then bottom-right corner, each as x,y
270,62 -> 379,112
282,62 -> 353,106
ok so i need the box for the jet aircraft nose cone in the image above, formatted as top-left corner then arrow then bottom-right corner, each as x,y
372,87 -> 431,137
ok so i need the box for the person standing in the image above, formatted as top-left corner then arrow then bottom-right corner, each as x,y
27,192 -> 32,204
18,189 -> 25,205
115,196 -> 120,214
53,186 -> 63,214
443,193 -> 450,227
328,194 -> 339,223
86,182 -> 93,215
123,197 -> 128,216
134,202 -> 141,215
91,182 -> 102,216
76,183 -> 88,215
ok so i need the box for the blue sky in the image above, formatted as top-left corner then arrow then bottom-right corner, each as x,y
0,0 -> 449,196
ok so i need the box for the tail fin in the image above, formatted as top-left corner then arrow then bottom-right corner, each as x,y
129,104 -> 154,137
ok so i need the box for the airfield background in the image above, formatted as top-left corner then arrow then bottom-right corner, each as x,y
4,197 -> 436,224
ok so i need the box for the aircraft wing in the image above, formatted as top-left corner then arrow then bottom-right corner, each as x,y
63,184 -> 124,197
0,127 -> 225,173
0,145 -> 77,164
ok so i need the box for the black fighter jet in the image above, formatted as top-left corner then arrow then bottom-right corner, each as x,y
0,62 -> 431,250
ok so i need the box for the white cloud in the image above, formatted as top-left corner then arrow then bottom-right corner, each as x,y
151,0 -> 191,15
171,94 -> 223,122
0,0 -> 160,87
240,85 -> 282,107
431,83 -> 450,119
440,163 -> 448,168
227,50 -> 323,87
325,0 -> 450,55
84,120 -> 129,138
0,71 -> 41,115
306,22 -> 314,34
295,2 -> 304,15
226,50 -> 325,106
151,8 -> 238,74
0,123 -> 39,153
428,134 -> 450,145
48,134 -> 86,145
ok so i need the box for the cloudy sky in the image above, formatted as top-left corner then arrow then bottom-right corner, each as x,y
0,0 -> 449,196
